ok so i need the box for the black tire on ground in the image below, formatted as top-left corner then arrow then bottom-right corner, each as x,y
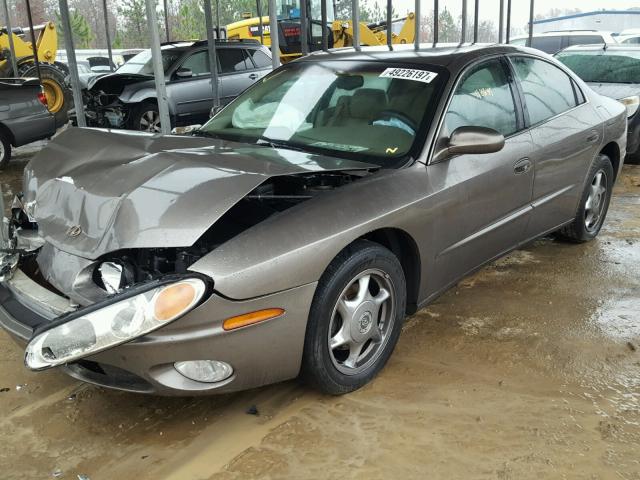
0,129 -> 11,169
130,102 -> 163,133
301,240 -> 407,395
557,154 -> 614,243
18,62 -> 72,128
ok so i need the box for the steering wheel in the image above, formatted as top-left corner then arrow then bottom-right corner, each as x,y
374,110 -> 418,134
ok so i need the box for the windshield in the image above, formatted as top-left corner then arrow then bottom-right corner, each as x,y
277,0 -> 335,21
556,50 -> 640,83
116,48 -> 182,75
201,61 -> 446,166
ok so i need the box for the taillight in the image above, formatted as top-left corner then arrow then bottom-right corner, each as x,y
38,90 -> 48,107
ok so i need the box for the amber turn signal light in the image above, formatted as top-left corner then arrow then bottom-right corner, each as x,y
154,282 -> 200,321
223,308 -> 285,331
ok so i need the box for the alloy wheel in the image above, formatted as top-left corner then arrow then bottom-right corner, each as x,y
584,169 -> 608,232
139,110 -> 161,133
328,268 -> 395,376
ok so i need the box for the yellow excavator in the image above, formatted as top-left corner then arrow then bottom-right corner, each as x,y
227,0 -> 415,63
0,21 -> 71,126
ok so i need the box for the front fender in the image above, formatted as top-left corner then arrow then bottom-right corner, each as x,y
189,164 -> 431,299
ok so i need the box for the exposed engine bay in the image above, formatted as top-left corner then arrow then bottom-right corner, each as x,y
6,170 -> 367,304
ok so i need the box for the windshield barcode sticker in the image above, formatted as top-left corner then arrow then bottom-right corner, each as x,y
379,68 -> 438,83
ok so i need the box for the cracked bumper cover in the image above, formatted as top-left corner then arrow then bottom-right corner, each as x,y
0,269 -> 316,395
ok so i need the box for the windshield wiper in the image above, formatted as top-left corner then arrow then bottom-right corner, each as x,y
191,130 -> 220,139
255,136 -> 307,152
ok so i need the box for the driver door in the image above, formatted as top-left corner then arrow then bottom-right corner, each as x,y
428,58 -> 535,289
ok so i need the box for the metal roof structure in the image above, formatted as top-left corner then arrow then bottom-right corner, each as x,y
1,0 -> 539,134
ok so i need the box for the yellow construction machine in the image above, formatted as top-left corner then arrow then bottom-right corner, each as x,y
0,21 -> 71,126
227,0 -> 415,63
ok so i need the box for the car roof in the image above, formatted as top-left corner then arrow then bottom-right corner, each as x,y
296,43 -> 545,70
160,39 -> 263,53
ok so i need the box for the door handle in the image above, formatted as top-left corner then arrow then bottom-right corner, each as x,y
513,157 -> 532,175
586,132 -> 599,143
248,73 -> 259,80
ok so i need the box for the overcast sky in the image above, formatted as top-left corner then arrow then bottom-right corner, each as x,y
390,0 -> 639,27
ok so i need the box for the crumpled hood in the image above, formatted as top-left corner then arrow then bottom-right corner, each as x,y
586,82 -> 640,101
24,128 -> 375,260
87,73 -> 154,92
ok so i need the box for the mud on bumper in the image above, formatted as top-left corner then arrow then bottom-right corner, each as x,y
0,271 -> 316,396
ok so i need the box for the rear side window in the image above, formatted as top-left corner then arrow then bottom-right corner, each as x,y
621,37 -> 640,45
218,49 -> 250,73
247,49 -> 272,68
531,36 -> 563,54
444,60 -> 518,137
512,57 -> 577,126
567,35 -> 604,46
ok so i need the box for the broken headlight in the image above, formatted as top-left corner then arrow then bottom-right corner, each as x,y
25,277 -> 207,370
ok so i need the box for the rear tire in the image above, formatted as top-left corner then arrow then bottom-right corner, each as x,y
0,130 -> 11,169
301,240 -> 406,395
557,154 -> 614,243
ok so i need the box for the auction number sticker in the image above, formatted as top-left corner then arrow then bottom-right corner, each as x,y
379,68 -> 438,84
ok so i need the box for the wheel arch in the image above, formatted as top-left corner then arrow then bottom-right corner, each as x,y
0,122 -> 16,146
357,228 -> 421,315
600,142 -> 621,180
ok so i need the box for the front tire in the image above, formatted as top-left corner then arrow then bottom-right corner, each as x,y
557,154 -> 614,242
301,240 -> 406,395
0,129 -> 11,169
131,102 -> 163,133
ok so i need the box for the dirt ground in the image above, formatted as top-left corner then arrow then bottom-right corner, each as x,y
0,148 -> 639,480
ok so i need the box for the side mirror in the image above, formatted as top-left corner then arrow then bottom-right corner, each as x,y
434,126 -> 505,162
176,68 -> 193,79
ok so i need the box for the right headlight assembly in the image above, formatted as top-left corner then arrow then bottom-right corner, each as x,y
25,277 -> 208,371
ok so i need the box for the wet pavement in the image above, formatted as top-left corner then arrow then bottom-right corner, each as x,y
0,150 -> 638,480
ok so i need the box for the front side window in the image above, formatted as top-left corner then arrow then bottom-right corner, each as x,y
567,35 -> 604,47
180,51 -> 210,76
248,49 -> 272,68
512,57 -> 577,126
556,49 -> 640,84
444,60 -> 518,137
201,61 -> 446,166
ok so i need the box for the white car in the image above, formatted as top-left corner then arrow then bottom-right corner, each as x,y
509,30 -> 617,54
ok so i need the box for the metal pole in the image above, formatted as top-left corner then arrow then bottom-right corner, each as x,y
24,0 -> 41,79
257,0 -> 264,45
299,0 -> 308,55
163,0 -> 170,41
460,0 -> 467,44
321,0 -> 328,51
102,0 -> 114,71
215,0 -> 220,37
144,0 -> 171,133
433,0 -> 438,45
498,0 -> 504,43
473,0 -> 478,43
58,0 -> 86,127
204,0 -> 220,110
0,0 -> 18,75
414,0 -> 420,49
352,0 -> 360,50
528,0 -> 534,45
268,0 -> 280,67
386,0 -> 392,48
506,0 -> 511,43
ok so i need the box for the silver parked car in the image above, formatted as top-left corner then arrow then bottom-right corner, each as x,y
76,40 -> 273,132
0,44 -> 627,396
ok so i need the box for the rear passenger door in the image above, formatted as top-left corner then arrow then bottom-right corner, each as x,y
509,56 -> 603,238
218,48 -> 258,105
430,58 -> 535,288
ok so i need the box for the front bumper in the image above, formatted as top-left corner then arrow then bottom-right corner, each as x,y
0,269 -> 317,395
